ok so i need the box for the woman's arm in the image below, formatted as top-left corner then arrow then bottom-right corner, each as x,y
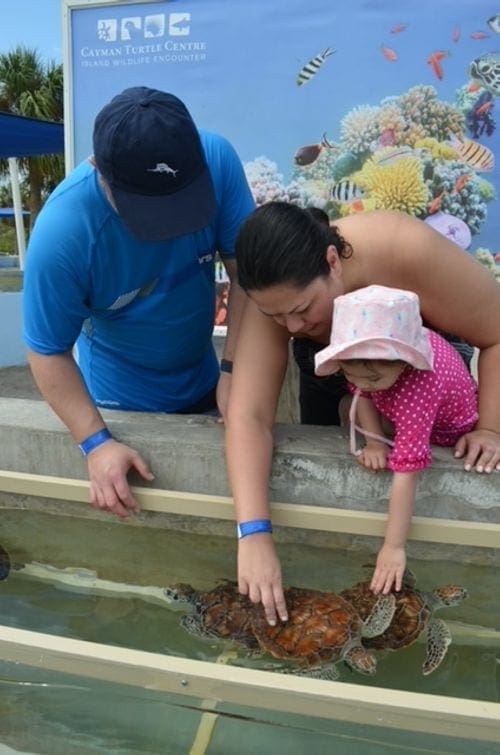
215,257 -> 248,420
371,471 -> 418,594
225,301 -> 290,625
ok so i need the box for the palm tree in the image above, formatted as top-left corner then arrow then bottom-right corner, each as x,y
0,46 -> 64,227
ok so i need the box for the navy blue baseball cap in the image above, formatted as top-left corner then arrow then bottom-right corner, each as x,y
93,87 -> 216,241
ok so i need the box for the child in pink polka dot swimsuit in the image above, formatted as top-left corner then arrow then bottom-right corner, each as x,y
315,285 -> 478,596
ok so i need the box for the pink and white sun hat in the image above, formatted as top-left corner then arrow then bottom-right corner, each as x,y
315,285 -> 434,376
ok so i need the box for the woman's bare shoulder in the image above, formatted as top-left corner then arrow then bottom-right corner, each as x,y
336,210 -> 420,239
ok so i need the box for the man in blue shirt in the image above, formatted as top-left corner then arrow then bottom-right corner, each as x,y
23,86 -> 255,518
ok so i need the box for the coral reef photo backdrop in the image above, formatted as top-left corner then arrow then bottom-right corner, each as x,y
70,0 -> 500,277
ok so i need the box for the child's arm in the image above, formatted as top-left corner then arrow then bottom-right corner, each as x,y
370,471 -> 419,595
356,395 -> 390,472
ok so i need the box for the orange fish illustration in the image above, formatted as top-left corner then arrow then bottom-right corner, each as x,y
452,24 -> 461,43
428,191 -> 445,214
350,199 -> 365,213
453,174 -> 472,193
427,51 -> 449,80
381,44 -> 398,62
470,31 -> 490,40
390,24 -> 407,34
468,81 -> 481,92
475,100 -> 494,117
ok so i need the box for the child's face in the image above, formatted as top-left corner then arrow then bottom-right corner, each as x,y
338,359 -> 406,391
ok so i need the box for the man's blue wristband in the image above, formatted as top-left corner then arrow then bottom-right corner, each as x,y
237,519 -> 273,539
78,428 -> 113,457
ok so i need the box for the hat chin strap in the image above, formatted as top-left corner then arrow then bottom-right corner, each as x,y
349,389 -> 394,457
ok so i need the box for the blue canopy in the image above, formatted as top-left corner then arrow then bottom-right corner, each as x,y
0,208 -> 30,217
0,111 -> 64,158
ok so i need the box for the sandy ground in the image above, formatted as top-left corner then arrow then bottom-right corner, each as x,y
0,365 -> 41,400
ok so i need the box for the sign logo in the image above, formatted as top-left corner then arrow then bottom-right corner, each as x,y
97,13 -> 190,42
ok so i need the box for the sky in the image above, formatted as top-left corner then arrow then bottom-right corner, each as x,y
1,0 -> 62,64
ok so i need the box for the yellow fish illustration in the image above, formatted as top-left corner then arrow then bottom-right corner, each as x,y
297,47 -> 335,86
449,135 -> 495,172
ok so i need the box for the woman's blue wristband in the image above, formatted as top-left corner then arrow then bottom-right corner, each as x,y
78,428 -> 113,457
237,519 -> 273,539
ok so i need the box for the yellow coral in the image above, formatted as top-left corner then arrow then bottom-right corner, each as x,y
414,137 -> 456,160
352,157 -> 429,215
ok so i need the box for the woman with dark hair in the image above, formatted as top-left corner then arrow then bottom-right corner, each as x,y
226,202 -> 500,626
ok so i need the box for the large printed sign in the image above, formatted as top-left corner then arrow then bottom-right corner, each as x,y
66,0 -> 500,272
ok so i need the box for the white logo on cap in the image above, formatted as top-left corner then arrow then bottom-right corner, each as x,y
147,163 -> 178,176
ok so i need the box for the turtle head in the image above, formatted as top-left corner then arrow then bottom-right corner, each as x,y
164,583 -> 197,604
344,645 -> 377,675
433,584 -> 468,607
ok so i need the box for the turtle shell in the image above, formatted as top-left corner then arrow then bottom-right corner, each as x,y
341,580 -> 430,651
250,586 -> 364,666
196,581 -> 258,648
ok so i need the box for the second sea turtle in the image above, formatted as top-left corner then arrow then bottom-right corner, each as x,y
340,570 -> 468,675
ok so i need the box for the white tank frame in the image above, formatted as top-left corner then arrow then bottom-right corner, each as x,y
0,469 -> 499,747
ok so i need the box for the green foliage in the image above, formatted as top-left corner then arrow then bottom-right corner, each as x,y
0,45 -> 64,226
0,222 -> 18,255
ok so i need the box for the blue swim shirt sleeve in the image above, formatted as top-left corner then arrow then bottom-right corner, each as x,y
201,131 -> 255,257
23,188 -> 92,355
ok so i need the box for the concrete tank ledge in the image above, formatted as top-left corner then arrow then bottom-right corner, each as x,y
0,398 -> 498,567
0,397 -> 497,514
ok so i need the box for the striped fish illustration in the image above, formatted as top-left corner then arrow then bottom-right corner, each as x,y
297,47 -> 335,86
449,135 -> 495,172
331,179 -> 365,204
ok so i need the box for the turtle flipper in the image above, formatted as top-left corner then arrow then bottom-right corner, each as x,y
343,645 -> 377,675
361,593 -> 396,638
181,613 -> 206,638
422,618 -> 452,675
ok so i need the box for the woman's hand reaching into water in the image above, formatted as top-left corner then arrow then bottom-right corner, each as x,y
238,533 -> 289,626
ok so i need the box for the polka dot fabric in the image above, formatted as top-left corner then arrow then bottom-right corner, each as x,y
353,330 -> 478,472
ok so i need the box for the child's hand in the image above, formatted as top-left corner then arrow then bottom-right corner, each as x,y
357,442 -> 388,473
370,544 -> 406,594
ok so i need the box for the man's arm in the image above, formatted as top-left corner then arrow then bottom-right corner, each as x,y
28,349 -> 154,517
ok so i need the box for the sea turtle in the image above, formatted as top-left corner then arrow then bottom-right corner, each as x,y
469,53 -> 500,97
340,570 -> 468,676
166,581 -> 396,680
249,585 -> 396,679
164,580 -> 258,649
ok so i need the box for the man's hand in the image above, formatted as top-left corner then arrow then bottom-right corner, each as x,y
87,439 -> 154,518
